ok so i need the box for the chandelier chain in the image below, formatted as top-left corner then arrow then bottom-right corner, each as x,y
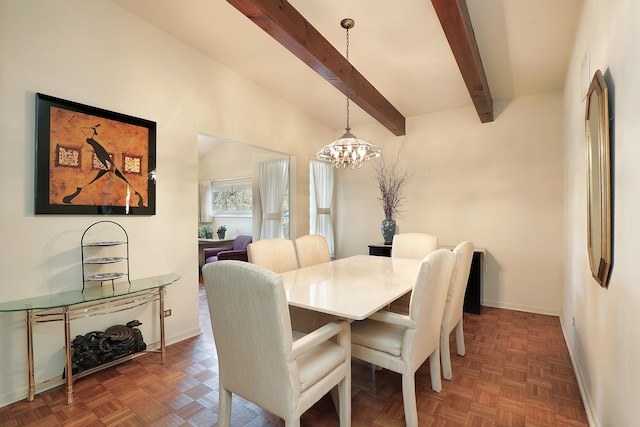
345,26 -> 351,131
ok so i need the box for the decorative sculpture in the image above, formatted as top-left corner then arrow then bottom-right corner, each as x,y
66,320 -> 146,376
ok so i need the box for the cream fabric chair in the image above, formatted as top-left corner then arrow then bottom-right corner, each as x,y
294,234 -> 331,268
350,249 -> 455,427
391,232 -> 439,259
247,238 -> 298,274
389,233 -> 439,313
202,261 -> 351,427
292,234 -> 338,332
440,241 -> 474,380
248,237 -> 330,333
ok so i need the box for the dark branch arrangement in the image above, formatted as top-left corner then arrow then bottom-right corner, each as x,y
374,143 -> 411,218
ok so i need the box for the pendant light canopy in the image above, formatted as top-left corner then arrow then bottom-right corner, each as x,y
316,18 -> 381,169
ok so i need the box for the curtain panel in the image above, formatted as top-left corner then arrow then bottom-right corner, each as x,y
258,158 -> 289,239
310,160 -> 335,257
199,180 -> 212,223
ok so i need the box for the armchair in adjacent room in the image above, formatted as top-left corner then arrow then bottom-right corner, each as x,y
203,235 -> 252,263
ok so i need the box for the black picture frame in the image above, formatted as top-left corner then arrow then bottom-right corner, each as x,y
35,93 -> 156,215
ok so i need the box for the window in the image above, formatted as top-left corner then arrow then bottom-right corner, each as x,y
211,178 -> 252,217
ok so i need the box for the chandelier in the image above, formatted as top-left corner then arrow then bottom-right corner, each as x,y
316,18 -> 381,169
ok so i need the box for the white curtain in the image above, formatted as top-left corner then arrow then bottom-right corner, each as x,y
199,180 -> 212,223
258,158 -> 288,239
310,160 -> 335,257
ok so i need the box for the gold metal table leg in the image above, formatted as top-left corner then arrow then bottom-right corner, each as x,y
26,310 -> 35,401
159,286 -> 166,364
63,306 -> 73,404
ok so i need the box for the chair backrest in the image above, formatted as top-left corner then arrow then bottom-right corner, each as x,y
232,235 -> 253,251
247,238 -> 298,273
294,234 -> 331,268
391,233 -> 439,259
202,261 -> 296,416
407,249 -> 455,364
442,241 -> 475,334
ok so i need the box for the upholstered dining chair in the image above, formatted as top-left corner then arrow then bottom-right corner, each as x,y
202,261 -> 351,427
249,238 -> 333,333
389,232 -> 439,313
350,249 -> 455,427
391,232 -> 439,259
440,241 -> 474,380
292,234 -> 338,332
294,234 -> 331,268
247,238 -> 298,274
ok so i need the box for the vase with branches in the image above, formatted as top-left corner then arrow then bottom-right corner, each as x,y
374,146 -> 411,244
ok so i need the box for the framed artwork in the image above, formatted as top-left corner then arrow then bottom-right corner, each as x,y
35,93 -> 156,215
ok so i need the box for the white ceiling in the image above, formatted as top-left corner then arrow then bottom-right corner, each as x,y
112,0 -> 583,132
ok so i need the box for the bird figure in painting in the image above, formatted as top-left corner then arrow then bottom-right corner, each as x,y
63,124 -> 144,208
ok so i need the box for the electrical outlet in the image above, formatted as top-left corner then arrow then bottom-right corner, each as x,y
164,309 -> 172,317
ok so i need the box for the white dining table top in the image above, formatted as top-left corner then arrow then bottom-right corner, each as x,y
280,255 -> 422,320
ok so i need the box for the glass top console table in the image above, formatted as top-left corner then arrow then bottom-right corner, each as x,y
0,273 -> 180,404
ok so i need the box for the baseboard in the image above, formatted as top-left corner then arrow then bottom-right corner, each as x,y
481,300 -> 560,316
559,312 -> 599,427
166,327 -> 202,346
0,327 -> 203,409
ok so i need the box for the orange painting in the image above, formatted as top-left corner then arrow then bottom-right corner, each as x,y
48,106 -> 149,209
35,94 -> 156,215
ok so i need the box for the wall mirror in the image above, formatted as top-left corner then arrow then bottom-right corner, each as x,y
585,69 -> 611,287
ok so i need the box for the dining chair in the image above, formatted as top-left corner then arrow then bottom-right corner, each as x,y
247,238 -> 298,274
389,232 -> 439,313
350,249 -> 455,427
391,232 -> 439,259
293,234 -> 339,332
248,238 -> 330,332
202,261 -> 351,427
294,234 -> 331,268
440,241 -> 474,380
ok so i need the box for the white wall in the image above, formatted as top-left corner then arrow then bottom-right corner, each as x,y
563,0 -> 640,425
334,92 -> 565,315
0,0 -> 333,406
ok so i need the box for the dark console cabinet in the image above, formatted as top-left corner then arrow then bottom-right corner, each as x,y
368,244 -> 484,314
368,244 -> 392,257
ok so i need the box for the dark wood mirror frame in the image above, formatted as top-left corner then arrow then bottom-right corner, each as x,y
585,69 -> 611,287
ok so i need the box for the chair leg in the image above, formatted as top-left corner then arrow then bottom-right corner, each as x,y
284,418 -> 301,427
429,347 -> 442,393
218,387 -> 232,427
338,376 -> 351,427
440,331 -> 453,381
455,321 -> 465,356
401,373 -> 418,427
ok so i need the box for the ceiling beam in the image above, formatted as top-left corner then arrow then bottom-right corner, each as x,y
431,0 -> 494,123
227,0 -> 406,136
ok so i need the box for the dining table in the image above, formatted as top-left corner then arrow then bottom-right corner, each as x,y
280,254 -> 422,321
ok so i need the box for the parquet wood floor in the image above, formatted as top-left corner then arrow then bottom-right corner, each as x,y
0,281 -> 589,426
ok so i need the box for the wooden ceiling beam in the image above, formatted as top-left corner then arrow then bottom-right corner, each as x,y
431,0 -> 494,123
227,0 -> 406,135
